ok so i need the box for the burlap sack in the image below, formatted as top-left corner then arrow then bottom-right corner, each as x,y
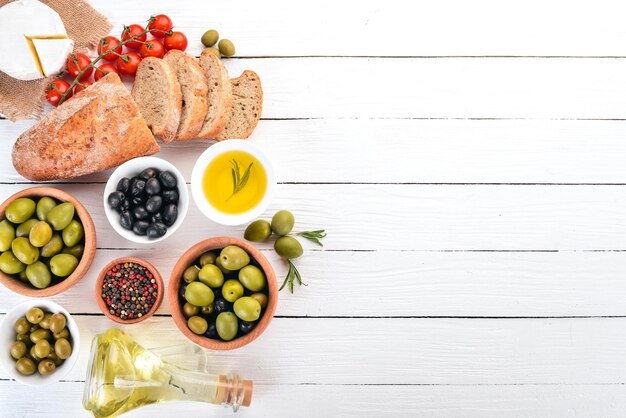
0,0 -> 112,121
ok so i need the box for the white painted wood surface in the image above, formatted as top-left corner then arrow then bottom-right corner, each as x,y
2,0 -> 626,416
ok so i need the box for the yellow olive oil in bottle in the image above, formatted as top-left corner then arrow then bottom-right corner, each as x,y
83,328 -> 252,418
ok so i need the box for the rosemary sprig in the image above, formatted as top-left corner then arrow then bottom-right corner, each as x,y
293,230 -> 327,247
279,259 -> 307,293
226,159 -> 253,201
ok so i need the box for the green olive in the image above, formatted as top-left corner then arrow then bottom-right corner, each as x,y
215,256 -> 233,274
38,358 -> 56,375
16,333 -> 31,345
203,47 -> 221,59
219,245 -> 250,270
274,236 -> 303,259
29,221 -> 53,247
36,197 -> 57,221
29,323 -> 40,333
34,339 -> 51,358
49,313 -> 67,334
187,316 -> 208,335
238,265 -> 266,292
26,307 -> 44,324
250,292 -> 268,309
53,328 -> 69,340
49,253 -> 78,277
182,302 -> 199,318
40,233 -> 63,258
201,29 -> 219,47
15,357 -> 36,375
15,219 -> 38,238
183,265 -> 200,283
0,251 -> 26,274
218,39 -> 235,57
11,237 -> 39,265
10,341 -> 27,359
6,198 -> 36,224
54,338 -> 72,359
18,269 -> 28,282
48,351 -> 63,366
29,344 -> 42,361
61,244 -> 84,259
198,264 -> 224,288
244,220 -> 272,242
26,261 -> 52,289
216,312 -> 238,341
271,210 -> 295,236
222,279 -> 244,303
184,282 -> 214,307
62,220 -> 84,247
30,328 -> 51,344
199,252 -> 217,266
201,304 -> 214,315
39,313 -> 53,329
233,296 -> 262,322
0,220 -> 15,252
46,202 -> 75,231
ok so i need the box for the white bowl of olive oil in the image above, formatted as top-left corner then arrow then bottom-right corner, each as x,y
191,140 -> 275,226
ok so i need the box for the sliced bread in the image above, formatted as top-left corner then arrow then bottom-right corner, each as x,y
12,73 -> 159,181
216,70 -> 263,141
131,57 -> 182,143
197,50 -> 233,139
163,50 -> 209,140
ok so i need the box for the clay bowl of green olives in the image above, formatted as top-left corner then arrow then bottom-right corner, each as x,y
0,300 -> 79,385
168,237 -> 278,350
0,187 -> 96,297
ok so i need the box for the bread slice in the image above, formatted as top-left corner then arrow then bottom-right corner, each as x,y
131,57 -> 182,143
12,73 -> 159,181
217,70 -> 263,140
163,50 -> 208,140
197,50 -> 233,139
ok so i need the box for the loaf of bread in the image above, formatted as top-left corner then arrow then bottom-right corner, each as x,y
217,70 -> 263,140
12,73 -> 160,181
197,50 -> 233,139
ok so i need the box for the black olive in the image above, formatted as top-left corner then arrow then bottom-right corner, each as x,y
162,189 -> 179,204
146,222 -> 167,238
139,167 -> 160,180
132,220 -> 150,235
145,195 -> 163,213
145,178 -> 161,196
119,199 -> 131,212
107,191 -> 125,209
158,171 -> 177,189
132,206 -> 149,220
213,297 -> 231,314
130,178 -> 146,197
120,210 -> 133,230
161,204 -> 178,227
239,320 -> 255,334
151,212 -> 163,224
116,177 -> 131,194
204,322 -> 218,339
131,196 -> 145,207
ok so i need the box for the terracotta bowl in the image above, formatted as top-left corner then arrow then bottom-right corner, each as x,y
169,237 -> 278,350
95,257 -> 164,324
0,187 -> 96,297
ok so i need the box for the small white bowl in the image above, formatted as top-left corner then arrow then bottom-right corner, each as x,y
103,157 -> 189,244
0,300 -> 80,385
191,140 -> 276,226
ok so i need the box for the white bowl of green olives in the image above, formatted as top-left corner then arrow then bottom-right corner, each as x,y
0,300 -> 79,385
103,157 -> 189,244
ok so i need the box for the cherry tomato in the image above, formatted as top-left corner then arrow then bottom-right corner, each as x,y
116,52 -> 142,76
66,53 -> 93,82
147,14 -> 173,38
139,40 -> 165,58
164,31 -> 188,51
94,63 -> 119,81
73,81 -> 93,94
46,80 -> 72,107
97,36 -> 122,62
121,24 -> 147,49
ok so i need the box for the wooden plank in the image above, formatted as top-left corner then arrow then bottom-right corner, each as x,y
3,250 -> 626,317
4,119 -> 626,184
2,317 -> 626,384
90,0 -> 626,57
2,380 -> 625,418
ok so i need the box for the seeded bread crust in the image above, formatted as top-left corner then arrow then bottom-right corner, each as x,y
197,50 -> 233,139
12,73 -> 159,181
217,70 -> 263,141
131,57 -> 182,143
163,50 -> 209,140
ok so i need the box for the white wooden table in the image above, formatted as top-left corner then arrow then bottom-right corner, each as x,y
3,0 -> 626,416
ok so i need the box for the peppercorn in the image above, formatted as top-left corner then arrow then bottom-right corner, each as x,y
101,262 -> 158,320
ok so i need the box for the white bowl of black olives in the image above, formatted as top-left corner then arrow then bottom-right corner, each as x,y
103,157 -> 189,244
